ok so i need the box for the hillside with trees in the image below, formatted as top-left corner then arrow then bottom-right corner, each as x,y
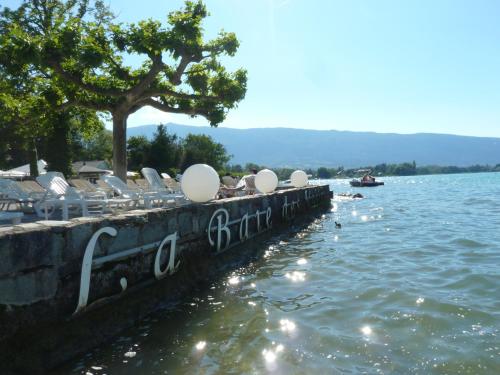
128,124 -> 500,168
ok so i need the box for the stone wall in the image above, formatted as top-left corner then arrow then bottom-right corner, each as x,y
0,185 -> 331,373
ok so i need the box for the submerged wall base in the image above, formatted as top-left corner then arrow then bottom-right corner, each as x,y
0,185 -> 332,373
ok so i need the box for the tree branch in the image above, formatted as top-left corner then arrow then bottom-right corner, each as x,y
182,66 -> 211,76
140,88 -> 220,103
46,59 -> 125,97
107,55 -> 133,80
59,99 -> 112,112
140,98 -> 206,116
124,55 -> 164,101
170,55 -> 192,85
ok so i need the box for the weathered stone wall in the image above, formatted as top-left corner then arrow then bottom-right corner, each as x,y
0,185 -> 331,373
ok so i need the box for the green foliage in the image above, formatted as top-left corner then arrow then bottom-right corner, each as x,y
73,128 -> 113,161
244,163 -> 260,172
0,2 -> 107,175
228,164 -> 243,173
127,135 -> 151,171
317,167 -> 331,179
180,133 -> 229,171
126,124 -> 230,174
148,125 -> 181,172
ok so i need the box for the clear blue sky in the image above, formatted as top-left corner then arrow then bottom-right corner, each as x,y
4,0 -> 500,137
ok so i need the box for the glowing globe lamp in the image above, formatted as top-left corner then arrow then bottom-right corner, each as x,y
181,164 -> 220,202
290,170 -> 308,187
255,169 -> 278,193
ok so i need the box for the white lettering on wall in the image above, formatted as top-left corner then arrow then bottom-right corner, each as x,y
208,206 -> 273,251
282,196 -> 300,220
266,207 -> 272,228
74,227 -> 117,315
305,188 -> 324,205
73,193 -> 321,314
154,232 -> 179,280
208,208 -> 231,252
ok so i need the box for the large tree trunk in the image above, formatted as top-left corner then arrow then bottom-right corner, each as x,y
46,113 -> 73,178
112,112 -> 128,182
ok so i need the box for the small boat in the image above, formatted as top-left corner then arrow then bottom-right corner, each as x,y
349,169 -> 384,187
349,179 -> 384,187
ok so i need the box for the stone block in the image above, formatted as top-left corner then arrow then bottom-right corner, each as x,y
0,267 -> 58,305
0,228 -> 56,277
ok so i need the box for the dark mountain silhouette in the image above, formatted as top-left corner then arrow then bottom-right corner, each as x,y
127,123 -> 500,168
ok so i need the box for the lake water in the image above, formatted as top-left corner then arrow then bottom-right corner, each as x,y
58,173 -> 500,374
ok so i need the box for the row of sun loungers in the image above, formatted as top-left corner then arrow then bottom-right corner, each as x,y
0,168 -> 188,224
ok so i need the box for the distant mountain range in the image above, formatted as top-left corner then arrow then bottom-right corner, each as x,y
127,124 -> 500,168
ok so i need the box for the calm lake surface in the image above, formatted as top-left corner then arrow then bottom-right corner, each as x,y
58,173 -> 500,374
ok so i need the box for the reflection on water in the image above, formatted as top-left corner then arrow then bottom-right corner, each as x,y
195,341 -> 207,351
284,271 -> 306,282
56,173 -> 500,374
361,325 -> 373,336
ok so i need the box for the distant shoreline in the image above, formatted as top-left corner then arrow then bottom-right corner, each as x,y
311,162 -> 500,179
229,162 -> 500,181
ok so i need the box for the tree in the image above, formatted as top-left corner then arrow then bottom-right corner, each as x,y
74,128 -> 113,162
0,4 -> 105,177
148,125 -> 180,172
0,0 -> 247,181
180,133 -> 230,171
228,164 -> 243,173
317,167 -> 331,179
127,135 -> 151,171
244,163 -> 261,172
0,58 -> 49,176
44,112 -> 74,176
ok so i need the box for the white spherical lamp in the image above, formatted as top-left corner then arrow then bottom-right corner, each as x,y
290,170 -> 308,187
181,164 -> 220,202
255,169 -> 278,193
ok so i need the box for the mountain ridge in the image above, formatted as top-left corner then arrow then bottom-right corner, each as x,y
127,124 -> 500,168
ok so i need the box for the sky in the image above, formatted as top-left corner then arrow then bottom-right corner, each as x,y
4,0 -> 500,137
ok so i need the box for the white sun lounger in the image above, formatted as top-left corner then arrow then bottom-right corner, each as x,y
163,177 -> 182,194
69,179 -> 113,198
36,174 -> 108,220
141,168 -> 187,205
101,175 -> 161,209
0,178 -> 46,216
